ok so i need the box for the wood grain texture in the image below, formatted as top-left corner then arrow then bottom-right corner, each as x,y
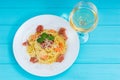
0,0 -> 120,79
0,9 -> 120,25
1,25 -> 120,44
1,44 -> 120,64
0,0 -> 119,9
0,64 -> 120,80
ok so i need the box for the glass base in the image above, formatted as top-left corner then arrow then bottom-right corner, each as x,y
78,32 -> 89,43
61,13 -> 69,21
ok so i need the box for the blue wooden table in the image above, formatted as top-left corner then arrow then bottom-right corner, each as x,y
1,0 -> 120,80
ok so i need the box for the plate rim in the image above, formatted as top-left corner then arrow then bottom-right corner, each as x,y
12,14 -> 80,77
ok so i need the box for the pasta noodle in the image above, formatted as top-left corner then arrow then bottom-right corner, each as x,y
23,25 -> 67,64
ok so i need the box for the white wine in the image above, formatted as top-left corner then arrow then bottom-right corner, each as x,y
69,1 -> 98,43
70,3 -> 98,33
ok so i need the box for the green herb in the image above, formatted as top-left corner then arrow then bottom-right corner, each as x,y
47,35 -> 54,40
37,37 -> 44,43
41,33 -> 48,39
37,32 -> 55,43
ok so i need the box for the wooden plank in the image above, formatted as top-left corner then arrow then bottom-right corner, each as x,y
88,26 -> 120,44
76,44 -> 120,64
0,45 -> 16,63
0,64 -> 120,80
1,44 -> 120,64
0,0 -> 119,9
0,8 -> 71,25
0,26 -> 120,44
0,9 -> 120,25
0,29 -> 16,44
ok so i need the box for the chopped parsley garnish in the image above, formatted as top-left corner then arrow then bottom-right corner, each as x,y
47,35 -> 54,40
37,37 -> 44,43
37,33 -> 55,43
41,33 -> 48,39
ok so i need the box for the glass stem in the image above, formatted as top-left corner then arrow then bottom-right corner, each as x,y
77,32 -> 89,43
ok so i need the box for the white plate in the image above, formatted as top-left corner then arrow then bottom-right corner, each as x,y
13,14 -> 80,77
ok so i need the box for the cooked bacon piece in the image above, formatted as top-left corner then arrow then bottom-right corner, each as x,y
58,28 -> 68,40
56,54 -> 64,62
30,57 -> 38,63
58,28 -> 65,34
36,25 -> 44,33
22,40 -> 29,46
61,33 -> 68,40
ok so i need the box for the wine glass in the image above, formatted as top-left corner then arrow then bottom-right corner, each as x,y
69,1 -> 98,43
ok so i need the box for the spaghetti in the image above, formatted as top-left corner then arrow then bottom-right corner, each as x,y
22,25 -> 68,64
